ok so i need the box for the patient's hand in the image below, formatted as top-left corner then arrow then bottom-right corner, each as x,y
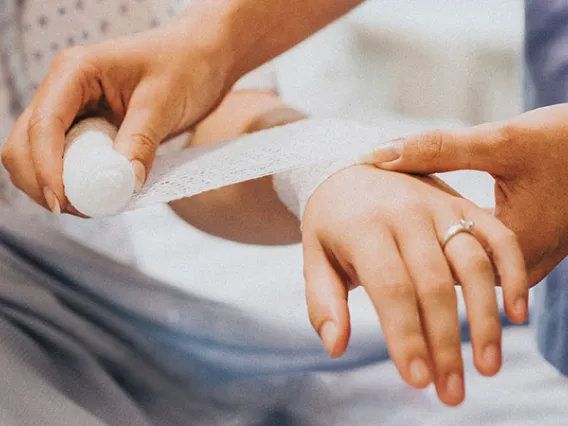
302,165 -> 529,406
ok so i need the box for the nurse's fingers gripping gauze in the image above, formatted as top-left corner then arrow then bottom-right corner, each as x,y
62,117 -> 424,220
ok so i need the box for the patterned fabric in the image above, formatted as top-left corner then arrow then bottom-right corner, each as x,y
0,204 -> 350,426
0,0 -> 277,266
524,0 -> 568,376
1,0 -> 188,108
0,0 -> 187,264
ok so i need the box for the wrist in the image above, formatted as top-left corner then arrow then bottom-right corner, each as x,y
177,0 -> 286,86
273,160 -> 363,224
175,1 -> 240,91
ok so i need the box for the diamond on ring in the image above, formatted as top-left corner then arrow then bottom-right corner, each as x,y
441,219 -> 475,249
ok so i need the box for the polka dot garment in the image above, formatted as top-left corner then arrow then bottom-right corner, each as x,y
1,0 -> 278,266
20,0 -> 191,89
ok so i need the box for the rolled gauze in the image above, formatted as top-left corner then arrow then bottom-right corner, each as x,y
63,118 -> 135,218
62,116 -> 431,218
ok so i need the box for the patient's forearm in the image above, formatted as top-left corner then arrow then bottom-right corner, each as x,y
183,0 -> 365,84
168,91 -> 303,245
169,91 -> 467,247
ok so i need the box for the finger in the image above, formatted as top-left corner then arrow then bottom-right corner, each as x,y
28,54 -> 103,211
349,230 -> 432,389
462,204 -> 529,324
2,108 -> 47,207
395,220 -> 465,405
439,216 -> 502,379
368,120 -> 511,176
303,240 -> 351,358
113,83 -> 172,190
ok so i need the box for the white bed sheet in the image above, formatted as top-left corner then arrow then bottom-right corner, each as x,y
305,326 -> 568,426
195,326 -> 568,426
123,203 -> 568,425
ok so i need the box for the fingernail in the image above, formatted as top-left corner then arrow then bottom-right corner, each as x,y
43,187 -> 61,215
409,358 -> 431,386
363,138 -> 404,164
446,373 -> 463,397
319,321 -> 338,357
131,160 -> 146,191
515,297 -> 527,321
483,343 -> 501,367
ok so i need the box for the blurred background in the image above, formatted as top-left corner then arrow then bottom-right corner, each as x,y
274,0 -> 523,207
276,0 -> 523,126
1,0 -> 524,136
0,0 -> 525,229
2,3 -> 561,425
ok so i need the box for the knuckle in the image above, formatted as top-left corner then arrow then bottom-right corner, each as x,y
306,306 -> 322,334
398,332 -> 427,355
463,252 -> 491,272
130,131 -> 159,159
414,130 -> 449,161
52,46 -> 90,69
347,229 -> 386,256
456,197 -> 477,212
496,121 -> 517,148
491,122 -> 523,166
498,228 -> 520,248
390,334 -> 428,364
476,316 -> 502,341
434,346 -> 462,371
417,280 -> 455,302
26,112 -> 55,141
379,279 -> 415,300
387,195 -> 425,217
51,48 -> 100,88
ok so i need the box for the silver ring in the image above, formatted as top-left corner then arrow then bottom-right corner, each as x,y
441,219 -> 475,249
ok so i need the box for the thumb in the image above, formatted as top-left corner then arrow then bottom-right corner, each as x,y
369,121 -> 510,176
303,241 -> 351,358
113,89 -> 172,189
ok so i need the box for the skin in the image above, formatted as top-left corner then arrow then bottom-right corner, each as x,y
166,89 -> 528,406
0,0 -> 533,405
1,0 -> 365,214
370,103 -> 568,286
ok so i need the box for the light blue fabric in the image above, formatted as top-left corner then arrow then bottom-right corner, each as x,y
525,0 -> 568,375
0,1 -> 524,384
0,205 -> 521,386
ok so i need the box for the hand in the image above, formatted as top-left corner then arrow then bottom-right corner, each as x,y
169,90 -> 305,245
302,166 -> 528,406
2,11 -> 234,215
370,104 -> 568,284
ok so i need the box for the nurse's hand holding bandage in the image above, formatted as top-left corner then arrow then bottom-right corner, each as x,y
1,0 -> 365,215
370,104 -> 568,286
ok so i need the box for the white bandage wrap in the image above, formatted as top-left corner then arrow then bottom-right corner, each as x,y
272,159 -> 360,221
62,117 -> 423,218
63,119 -> 135,218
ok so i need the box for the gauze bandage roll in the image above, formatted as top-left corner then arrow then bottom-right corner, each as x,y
62,117 -> 426,218
63,119 -> 135,218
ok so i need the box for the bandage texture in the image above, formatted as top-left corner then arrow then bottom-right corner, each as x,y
64,118 -> 424,217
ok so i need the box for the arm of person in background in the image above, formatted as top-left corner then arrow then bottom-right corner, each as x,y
369,103 -> 568,286
167,87 -> 529,407
168,88 -> 305,246
1,0 -> 365,215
